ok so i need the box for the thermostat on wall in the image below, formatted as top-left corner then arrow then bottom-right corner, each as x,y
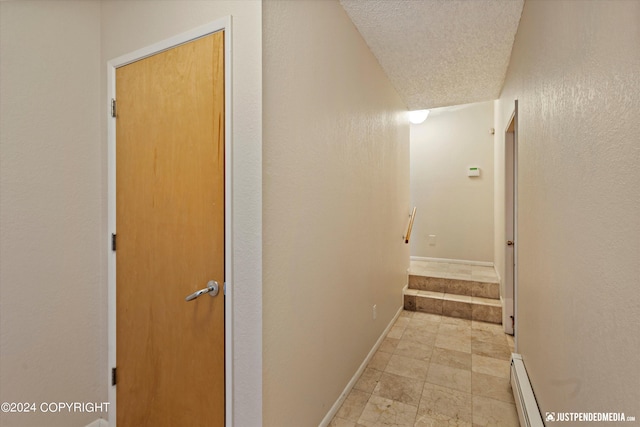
467,167 -> 480,177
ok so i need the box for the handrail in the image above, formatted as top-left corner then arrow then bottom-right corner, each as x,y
404,207 -> 417,244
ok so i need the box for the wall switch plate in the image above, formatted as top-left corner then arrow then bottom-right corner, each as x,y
373,304 -> 377,320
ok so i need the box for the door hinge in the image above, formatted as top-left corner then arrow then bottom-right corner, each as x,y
111,367 -> 117,386
111,233 -> 117,251
111,98 -> 117,118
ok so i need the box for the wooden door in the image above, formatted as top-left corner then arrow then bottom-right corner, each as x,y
115,31 -> 225,427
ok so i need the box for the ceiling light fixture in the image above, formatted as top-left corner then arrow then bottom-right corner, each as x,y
408,109 -> 429,124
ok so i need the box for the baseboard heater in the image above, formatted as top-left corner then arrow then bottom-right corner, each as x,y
511,354 -> 544,427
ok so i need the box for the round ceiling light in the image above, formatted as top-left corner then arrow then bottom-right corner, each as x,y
408,109 -> 430,124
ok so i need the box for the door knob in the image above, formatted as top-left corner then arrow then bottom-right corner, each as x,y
185,280 -> 219,301
507,240 -> 514,246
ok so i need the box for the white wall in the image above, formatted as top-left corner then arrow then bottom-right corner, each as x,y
262,1 -> 410,425
100,2 -> 263,425
410,101 -> 494,263
0,3 -> 104,427
495,0 -> 640,414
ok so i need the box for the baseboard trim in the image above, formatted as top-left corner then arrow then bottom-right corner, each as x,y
319,305 -> 404,427
411,256 -> 493,267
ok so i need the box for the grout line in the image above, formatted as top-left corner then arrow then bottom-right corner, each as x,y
328,311 -> 515,425
319,306 -> 404,427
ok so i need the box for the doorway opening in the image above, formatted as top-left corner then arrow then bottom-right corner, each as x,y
407,101 -> 500,324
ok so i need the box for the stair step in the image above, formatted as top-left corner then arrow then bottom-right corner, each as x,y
409,274 -> 499,299
404,289 -> 502,324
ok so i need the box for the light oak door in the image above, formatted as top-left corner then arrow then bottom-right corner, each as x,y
115,31 -> 225,427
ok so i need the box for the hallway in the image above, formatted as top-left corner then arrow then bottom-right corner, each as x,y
330,311 -> 518,427
1,2 -> 637,425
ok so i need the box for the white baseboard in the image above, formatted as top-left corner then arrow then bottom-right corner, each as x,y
85,419 -> 108,427
410,256 -> 493,267
319,305 -> 404,427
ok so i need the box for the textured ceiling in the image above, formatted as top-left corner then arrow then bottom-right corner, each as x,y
340,0 -> 524,110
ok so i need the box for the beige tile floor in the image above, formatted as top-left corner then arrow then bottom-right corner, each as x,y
329,311 -> 518,427
409,260 -> 499,283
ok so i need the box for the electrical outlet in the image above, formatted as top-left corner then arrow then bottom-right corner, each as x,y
373,304 -> 377,320
428,234 -> 437,246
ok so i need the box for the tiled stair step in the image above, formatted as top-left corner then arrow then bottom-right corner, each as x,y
409,274 -> 499,299
404,289 -> 502,324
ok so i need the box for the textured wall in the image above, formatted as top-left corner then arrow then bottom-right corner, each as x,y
100,1 -> 263,425
410,101 -> 494,263
0,3 -> 104,426
263,1 -> 410,425
495,0 -> 640,414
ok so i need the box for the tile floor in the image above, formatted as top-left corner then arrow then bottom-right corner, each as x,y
409,260 -> 499,284
329,311 -> 519,427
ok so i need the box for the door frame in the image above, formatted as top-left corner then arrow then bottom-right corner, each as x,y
107,17 -> 233,426
504,100 -> 518,340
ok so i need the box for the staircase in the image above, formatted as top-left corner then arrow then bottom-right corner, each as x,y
404,260 -> 502,324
